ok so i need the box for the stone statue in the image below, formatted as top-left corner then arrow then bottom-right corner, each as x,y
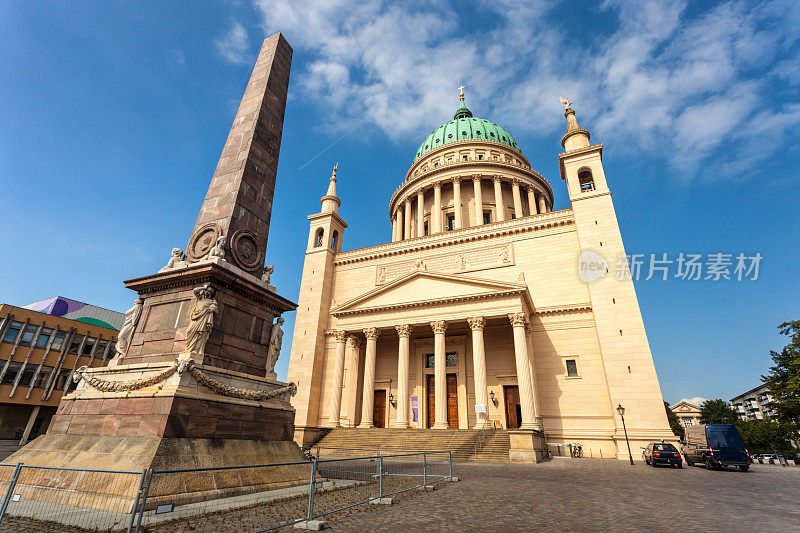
183,284 -> 218,356
266,317 -> 284,374
262,265 -> 274,284
114,298 -> 143,358
559,96 -> 573,111
159,248 -> 187,272
415,259 -> 427,271
206,235 -> 226,261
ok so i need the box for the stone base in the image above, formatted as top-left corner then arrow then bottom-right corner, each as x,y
5,435 -> 307,513
508,429 -> 547,463
294,426 -> 331,448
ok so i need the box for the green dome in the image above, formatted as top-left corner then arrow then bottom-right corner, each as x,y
413,100 -> 520,162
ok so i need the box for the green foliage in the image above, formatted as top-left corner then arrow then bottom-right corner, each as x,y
761,319 -> 800,427
664,401 -> 685,439
699,399 -> 738,425
735,419 -> 796,454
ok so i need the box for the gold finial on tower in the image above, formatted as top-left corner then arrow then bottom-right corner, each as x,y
559,97 -> 573,111
458,84 -> 466,101
331,162 -> 338,180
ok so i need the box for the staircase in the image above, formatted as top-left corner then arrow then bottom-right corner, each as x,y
312,428 -> 510,462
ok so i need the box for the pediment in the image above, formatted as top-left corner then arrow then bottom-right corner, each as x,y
332,271 -> 529,315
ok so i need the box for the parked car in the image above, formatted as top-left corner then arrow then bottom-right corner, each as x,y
682,424 -> 750,471
643,442 -> 682,468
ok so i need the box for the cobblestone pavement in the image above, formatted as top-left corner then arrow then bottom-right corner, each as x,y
328,460 -> 800,532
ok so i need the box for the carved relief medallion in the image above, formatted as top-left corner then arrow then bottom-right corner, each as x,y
230,229 -> 262,270
186,223 -> 222,262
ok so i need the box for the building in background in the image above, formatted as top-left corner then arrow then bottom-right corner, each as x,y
24,296 -> 125,330
731,384 -> 777,421
0,302 -> 122,458
670,399 -> 704,428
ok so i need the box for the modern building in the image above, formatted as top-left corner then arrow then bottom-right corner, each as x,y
24,296 -> 125,330
731,384 -> 778,421
287,91 -> 674,460
0,302 -> 121,456
670,399 -> 703,428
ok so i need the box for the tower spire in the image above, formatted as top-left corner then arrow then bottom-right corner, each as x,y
559,97 -> 590,150
454,84 -> 473,120
321,162 -> 341,214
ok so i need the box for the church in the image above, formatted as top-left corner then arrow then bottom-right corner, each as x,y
287,88 -> 673,461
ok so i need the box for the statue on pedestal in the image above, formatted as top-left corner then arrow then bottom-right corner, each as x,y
206,236 -> 226,261
183,284 -> 218,356
266,317 -> 285,374
159,248 -> 187,272
115,298 -> 143,358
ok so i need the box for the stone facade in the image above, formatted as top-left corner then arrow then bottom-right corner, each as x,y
288,99 -> 673,460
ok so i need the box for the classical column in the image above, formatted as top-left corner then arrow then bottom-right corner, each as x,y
509,313 -> 537,429
527,187 -> 537,216
416,190 -> 424,236
343,336 -> 361,427
430,320 -> 449,429
472,175 -> 483,225
404,198 -> 412,239
511,178 -> 523,219
525,323 -> 541,425
433,181 -> 442,233
538,194 -> 546,214
395,324 -> 412,428
453,177 -> 463,229
396,209 -> 404,240
328,330 -> 348,427
358,328 -> 380,428
467,317 -> 489,429
493,176 -> 505,222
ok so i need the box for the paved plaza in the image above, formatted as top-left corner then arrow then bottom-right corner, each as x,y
327,459 -> 800,532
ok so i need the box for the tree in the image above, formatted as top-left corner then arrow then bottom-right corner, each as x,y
699,399 -> 738,425
761,319 -> 800,427
735,419 -> 796,454
664,401 -> 685,439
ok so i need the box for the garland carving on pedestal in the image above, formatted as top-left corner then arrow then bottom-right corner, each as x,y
73,358 -> 297,400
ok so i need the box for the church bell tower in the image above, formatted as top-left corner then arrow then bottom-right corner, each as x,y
288,165 -> 348,444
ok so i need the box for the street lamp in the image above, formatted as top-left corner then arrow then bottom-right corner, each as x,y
617,404 -> 634,465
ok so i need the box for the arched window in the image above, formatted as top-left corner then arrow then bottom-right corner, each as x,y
578,169 -> 595,192
330,230 -> 339,251
314,228 -> 324,248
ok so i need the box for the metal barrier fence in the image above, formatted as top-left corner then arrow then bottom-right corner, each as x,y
0,450 -> 453,532
0,463 -> 146,532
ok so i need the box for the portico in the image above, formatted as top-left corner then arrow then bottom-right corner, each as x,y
324,271 -> 540,431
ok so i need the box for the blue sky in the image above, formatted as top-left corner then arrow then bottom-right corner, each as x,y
1,0 -> 798,404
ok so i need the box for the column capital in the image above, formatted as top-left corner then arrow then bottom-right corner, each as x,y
453,175 -> 462,183
334,330 -> 347,342
433,180 -> 442,190
511,177 -> 521,186
472,174 -> 482,182
492,175 -> 503,183
416,188 -> 424,197
346,335 -> 361,349
467,317 -> 485,331
363,327 -> 380,340
430,320 -> 448,334
395,324 -> 412,338
508,312 -> 527,327
527,185 -> 536,193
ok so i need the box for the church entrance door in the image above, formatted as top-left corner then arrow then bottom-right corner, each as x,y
504,385 -> 521,429
373,390 -> 386,428
446,373 -> 459,429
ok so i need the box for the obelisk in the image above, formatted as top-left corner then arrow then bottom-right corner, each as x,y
8,33 -> 304,487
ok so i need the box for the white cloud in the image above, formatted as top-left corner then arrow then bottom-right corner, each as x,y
252,0 -> 800,179
215,21 -> 250,65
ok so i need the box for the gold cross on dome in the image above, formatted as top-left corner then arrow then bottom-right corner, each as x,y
458,84 -> 466,100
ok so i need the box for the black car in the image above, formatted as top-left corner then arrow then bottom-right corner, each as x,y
683,424 -> 750,471
643,442 -> 682,468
